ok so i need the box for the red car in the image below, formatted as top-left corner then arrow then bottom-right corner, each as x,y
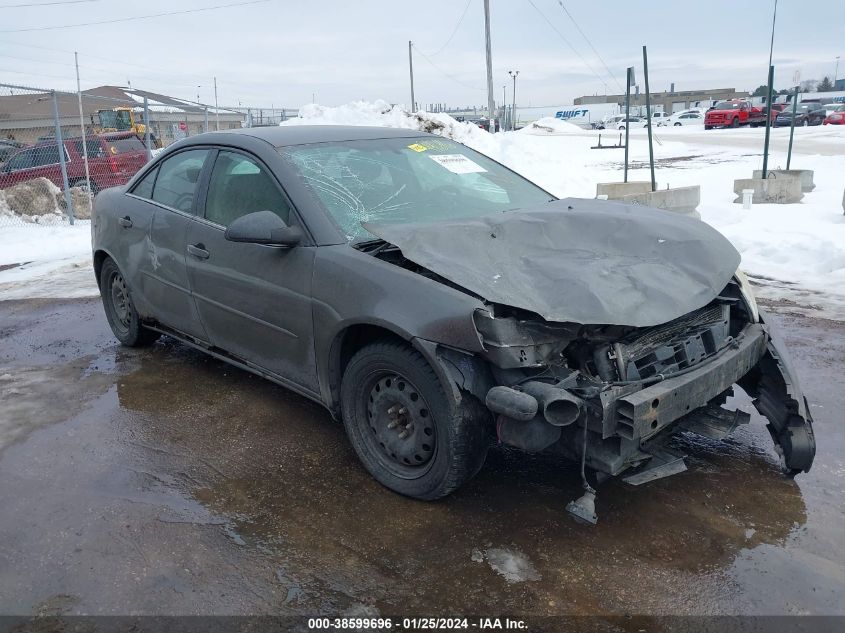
0,132 -> 149,193
824,107 -> 845,125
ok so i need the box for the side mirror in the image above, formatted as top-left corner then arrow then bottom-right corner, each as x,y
224,210 -> 302,247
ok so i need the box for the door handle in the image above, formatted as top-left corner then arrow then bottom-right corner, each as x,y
187,243 -> 210,260
118,216 -> 132,228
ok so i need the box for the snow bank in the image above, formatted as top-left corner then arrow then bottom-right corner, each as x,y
518,117 -> 584,136
282,99 -> 491,146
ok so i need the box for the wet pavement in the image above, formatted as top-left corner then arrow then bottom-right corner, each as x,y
0,297 -> 843,618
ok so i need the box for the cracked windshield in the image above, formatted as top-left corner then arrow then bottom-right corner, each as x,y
280,136 -> 552,240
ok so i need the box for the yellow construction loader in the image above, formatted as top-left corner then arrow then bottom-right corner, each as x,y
94,107 -> 162,148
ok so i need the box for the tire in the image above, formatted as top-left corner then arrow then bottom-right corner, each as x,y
341,341 -> 489,500
674,122 -> 682,126
68,177 -> 99,194
731,117 -> 740,128
618,125 -> 626,130
99,258 -> 159,347
802,118 -> 809,127
705,125 -> 713,130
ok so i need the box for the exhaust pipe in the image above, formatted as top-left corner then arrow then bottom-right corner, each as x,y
485,386 -> 538,422
520,381 -> 584,427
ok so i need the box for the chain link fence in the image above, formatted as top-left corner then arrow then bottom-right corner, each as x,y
0,82 -> 295,229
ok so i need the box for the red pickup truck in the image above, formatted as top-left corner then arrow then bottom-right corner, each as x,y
704,100 -> 779,129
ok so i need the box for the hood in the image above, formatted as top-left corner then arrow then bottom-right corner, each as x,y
364,198 -> 741,327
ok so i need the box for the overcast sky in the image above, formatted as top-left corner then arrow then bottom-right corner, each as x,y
1,0 -> 841,109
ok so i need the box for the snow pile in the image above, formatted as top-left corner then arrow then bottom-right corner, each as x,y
518,117 -> 584,136
282,99 -> 491,146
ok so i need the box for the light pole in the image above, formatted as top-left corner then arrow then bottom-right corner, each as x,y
502,84 -> 506,130
509,70 -> 519,131
835,56 -> 840,84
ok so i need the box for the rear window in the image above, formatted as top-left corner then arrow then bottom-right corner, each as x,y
106,136 -> 146,154
73,138 -> 106,158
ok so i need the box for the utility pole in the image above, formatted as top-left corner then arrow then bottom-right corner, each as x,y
509,70 -> 519,131
408,41 -> 416,111
483,0 -> 495,132
213,76 -> 219,131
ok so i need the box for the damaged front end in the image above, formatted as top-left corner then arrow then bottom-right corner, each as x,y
363,199 -> 815,522
471,277 -> 815,522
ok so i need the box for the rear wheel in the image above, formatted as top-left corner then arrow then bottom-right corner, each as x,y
99,258 -> 159,347
341,341 -> 489,500
674,122 -> 682,126
69,177 -> 99,194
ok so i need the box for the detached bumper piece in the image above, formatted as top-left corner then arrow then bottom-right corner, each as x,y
740,331 -> 816,475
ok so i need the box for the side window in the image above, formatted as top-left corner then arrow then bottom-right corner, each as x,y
205,150 -> 291,227
31,144 -> 61,167
7,149 -> 35,171
131,166 -> 159,200
151,149 -> 210,213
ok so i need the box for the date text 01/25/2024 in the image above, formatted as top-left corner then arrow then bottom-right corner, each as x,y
307,617 -> 528,630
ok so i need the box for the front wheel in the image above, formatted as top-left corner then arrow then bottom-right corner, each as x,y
99,258 -> 159,347
731,117 -> 740,128
674,122 -> 682,126
705,125 -> 713,130
341,341 -> 489,500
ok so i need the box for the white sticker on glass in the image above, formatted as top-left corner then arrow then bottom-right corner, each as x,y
428,154 -> 487,174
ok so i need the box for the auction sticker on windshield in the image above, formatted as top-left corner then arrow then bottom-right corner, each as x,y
428,154 -> 487,174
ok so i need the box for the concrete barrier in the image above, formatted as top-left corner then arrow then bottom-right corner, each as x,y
596,181 -> 653,198
752,169 -> 815,192
619,186 -> 701,219
733,177 -> 803,204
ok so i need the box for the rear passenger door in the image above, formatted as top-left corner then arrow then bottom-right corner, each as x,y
185,149 -> 318,392
137,148 -> 213,341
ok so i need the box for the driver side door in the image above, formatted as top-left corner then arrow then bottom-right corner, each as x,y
185,148 -> 319,393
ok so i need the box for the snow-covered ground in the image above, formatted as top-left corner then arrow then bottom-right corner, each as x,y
2,100 -> 844,319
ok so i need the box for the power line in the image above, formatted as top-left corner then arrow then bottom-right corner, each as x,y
421,0 -> 474,57
0,0 -> 271,32
555,1 -> 623,92
411,43 -> 486,92
524,0 -> 610,94
0,0 -> 99,7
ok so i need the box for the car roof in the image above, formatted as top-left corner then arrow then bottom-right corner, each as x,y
208,125 -> 433,148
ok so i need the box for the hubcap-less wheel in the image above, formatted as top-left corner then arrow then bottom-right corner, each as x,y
109,271 -> 132,335
364,373 -> 436,479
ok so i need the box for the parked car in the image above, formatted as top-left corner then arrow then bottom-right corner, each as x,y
0,132 -> 149,193
599,115 -> 644,130
649,111 -> 671,126
91,126 -> 815,522
824,103 -> 845,117
668,112 -> 705,126
823,104 -> 845,125
0,139 -> 23,163
774,104 -> 827,127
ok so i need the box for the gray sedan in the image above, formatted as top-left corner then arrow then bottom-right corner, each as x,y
92,126 -> 815,523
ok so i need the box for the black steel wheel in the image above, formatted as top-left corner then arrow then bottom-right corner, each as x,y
341,341 -> 489,500
99,258 -> 159,347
